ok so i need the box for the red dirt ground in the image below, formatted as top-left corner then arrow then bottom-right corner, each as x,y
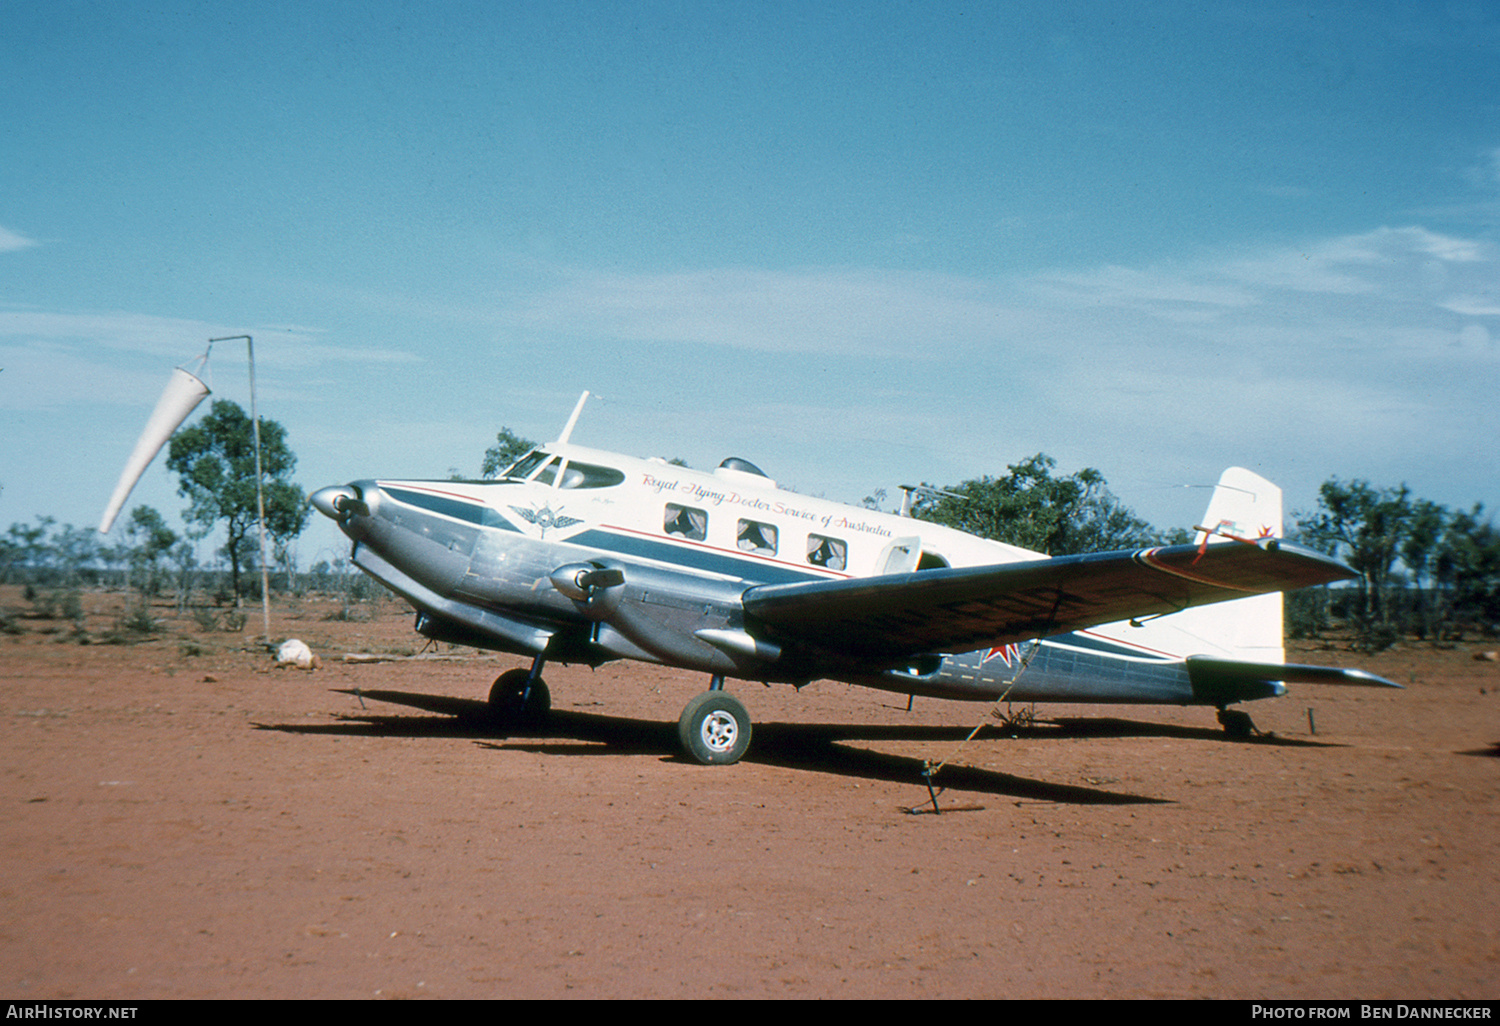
2,587 -> 1497,999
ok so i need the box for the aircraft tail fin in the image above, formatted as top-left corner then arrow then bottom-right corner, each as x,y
1097,467 -> 1287,663
1193,466 -> 1283,551
1182,467 -> 1285,662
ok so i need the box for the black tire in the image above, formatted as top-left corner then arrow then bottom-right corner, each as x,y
488,668 -> 551,722
677,690 -> 752,765
1217,708 -> 1254,739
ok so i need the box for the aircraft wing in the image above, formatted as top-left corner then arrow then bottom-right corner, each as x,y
742,539 -> 1354,660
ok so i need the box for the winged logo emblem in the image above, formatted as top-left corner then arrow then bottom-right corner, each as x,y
510,503 -> 584,538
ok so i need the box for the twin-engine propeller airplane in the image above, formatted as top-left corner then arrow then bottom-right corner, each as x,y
310,393 -> 1397,765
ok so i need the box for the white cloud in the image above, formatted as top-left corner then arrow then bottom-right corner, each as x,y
1441,295 -> 1500,316
492,226 -> 1498,371
501,266 -> 1039,357
1027,264 -> 1258,312
1456,323 -> 1493,353
1464,146 -> 1500,190
464,224 -> 1498,522
0,340 -> 160,409
0,306 -> 422,369
0,225 -> 36,252
0,307 -> 225,358
456,224 -> 1500,525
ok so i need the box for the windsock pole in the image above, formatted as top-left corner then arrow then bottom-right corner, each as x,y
210,335 -> 271,645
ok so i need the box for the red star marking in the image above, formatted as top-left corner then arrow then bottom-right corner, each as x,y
981,644 -> 1021,667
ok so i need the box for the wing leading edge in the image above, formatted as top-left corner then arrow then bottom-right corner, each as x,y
742,539 -> 1355,660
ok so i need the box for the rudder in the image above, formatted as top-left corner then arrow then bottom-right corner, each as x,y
1092,467 -> 1287,663
1184,467 -> 1285,662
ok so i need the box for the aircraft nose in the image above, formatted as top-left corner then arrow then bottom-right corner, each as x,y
310,485 -> 368,521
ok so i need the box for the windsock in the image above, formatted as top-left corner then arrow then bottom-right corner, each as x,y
99,365 -> 211,533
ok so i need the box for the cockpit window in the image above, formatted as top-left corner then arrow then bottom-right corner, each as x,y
503,450 -> 551,481
503,450 -> 625,490
558,461 -> 626,489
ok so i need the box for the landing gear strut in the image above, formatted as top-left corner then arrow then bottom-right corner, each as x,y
677,676 -> 752,765
489,655 -> 550,723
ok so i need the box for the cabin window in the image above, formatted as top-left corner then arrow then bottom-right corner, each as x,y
807,534 -> 847,570
736,519 -> 778,556
664,503 -> 708,541
558,460 -> 626,489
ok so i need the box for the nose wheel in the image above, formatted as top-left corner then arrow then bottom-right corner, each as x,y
678,690 -> 753,765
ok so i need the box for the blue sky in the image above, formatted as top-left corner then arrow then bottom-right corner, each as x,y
4,1 -> 1499,566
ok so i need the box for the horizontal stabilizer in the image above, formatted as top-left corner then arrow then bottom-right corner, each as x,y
1186,655 -> 1402,704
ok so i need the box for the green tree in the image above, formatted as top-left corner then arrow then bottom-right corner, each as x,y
1296,478 -> 1414,650
1400,499 -> 1449,639
480,427 -> 538,479
123,505 -> 178,598
50,523 -> 100,588
910,453 -> 1167,555
1436,504 -> 1500,631
265,477 -> 311,591
2,516 -> 55,584
170,536 -> 202,615
166,399 -> 308,600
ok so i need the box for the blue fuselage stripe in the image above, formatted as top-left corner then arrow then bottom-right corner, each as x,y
568,528 -> 822,585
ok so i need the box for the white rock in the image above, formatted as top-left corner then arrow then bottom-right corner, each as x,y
276,638 -> 321,670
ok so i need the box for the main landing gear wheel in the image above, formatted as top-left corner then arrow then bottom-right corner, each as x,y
678,691 -> 752,765
1217,707 -> 1255,739
489,668 -> 551,723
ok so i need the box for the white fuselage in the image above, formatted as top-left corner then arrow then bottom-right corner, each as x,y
333,443 -> 1244,705
406,441 -> 1046,584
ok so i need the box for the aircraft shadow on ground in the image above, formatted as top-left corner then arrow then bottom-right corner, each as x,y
255,688 -> 1334,806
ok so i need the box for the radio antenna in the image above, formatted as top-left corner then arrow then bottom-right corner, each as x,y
556,390 -> 590,444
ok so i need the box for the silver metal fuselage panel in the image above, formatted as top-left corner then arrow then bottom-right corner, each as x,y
324,465 -> 1249,707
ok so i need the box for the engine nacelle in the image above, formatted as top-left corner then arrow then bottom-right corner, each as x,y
548,562 -> 627,621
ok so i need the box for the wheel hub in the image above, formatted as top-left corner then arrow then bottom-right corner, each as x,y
700,710 -> 739,752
